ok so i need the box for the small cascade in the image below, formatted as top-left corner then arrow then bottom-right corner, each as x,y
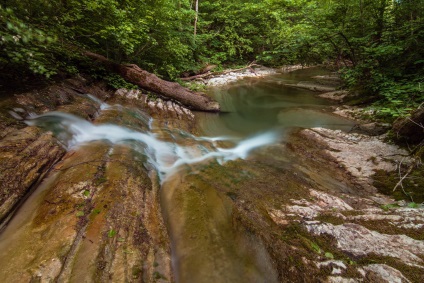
26,110 -> 279,183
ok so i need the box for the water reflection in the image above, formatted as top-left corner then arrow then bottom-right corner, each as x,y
198,71 -> 353,137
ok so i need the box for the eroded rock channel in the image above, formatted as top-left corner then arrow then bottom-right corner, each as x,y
0,68 -> 422,283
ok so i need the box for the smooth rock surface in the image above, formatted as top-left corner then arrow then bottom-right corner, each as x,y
305,222 -> 424,266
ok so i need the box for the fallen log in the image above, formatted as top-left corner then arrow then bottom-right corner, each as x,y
84,51 -> 220,112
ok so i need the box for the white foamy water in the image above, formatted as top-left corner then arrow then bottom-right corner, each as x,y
86,94 -> 110,110
26,111 -> 278,182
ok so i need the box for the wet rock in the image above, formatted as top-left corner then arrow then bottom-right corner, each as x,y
271,189 -> 352,222
300,128 -> 411,190
0,77 -> 117,226
280,65 -> 305,73
349,122 -> 391,136
114,88 -> 195,121
14,78 -> 111,116
115,88 -> 143,100
0,142 -> 109,282
0,143 -> 172,282
318,91 -> 349,102
284,81 -> 337,92
161,172 -> 279,283
309,189 -> 354,211
316,260 -> 347,275
267,178 -> 423,281
187,156 -> 328,282
0,126 -> 65,225
149,98 -> 195,121
31,257 -> 63,283
269,189 -> 353,223
358,264 -> 411,283
268,209 -> 290,225
346,207 -> 424,230
327,276 -> 360,283
312,75 -> 342,83
304,222 -> 424,266
206,67 -> 276,86
333,106 -> 366,121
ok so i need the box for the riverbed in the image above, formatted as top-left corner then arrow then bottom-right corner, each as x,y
0,68 -> 422,282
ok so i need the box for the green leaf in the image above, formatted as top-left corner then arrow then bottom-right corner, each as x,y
325,252 -> 334,259
108,229 -> 117,238
408,202 -> 418,208
310,242 -> 321,254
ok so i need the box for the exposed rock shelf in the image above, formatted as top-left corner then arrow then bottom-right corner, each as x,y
0,78 -> 188,282
0,69 -> 422,283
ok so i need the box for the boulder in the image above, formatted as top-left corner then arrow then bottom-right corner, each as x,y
392,108 -> 424,144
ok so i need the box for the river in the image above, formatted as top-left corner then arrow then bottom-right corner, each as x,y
0,68 -> 355,282
161,68 -> 354,282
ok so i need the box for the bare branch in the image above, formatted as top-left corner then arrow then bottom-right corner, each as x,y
181,62 -> 260,81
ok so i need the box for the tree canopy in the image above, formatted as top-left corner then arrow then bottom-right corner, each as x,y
1,0 -> 423,118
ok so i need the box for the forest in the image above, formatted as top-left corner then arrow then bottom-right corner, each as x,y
1,2 -> 424,282
1,0 -> 423,119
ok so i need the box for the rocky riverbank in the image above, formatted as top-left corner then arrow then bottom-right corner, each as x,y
280,69 -> 423,282
0,68 -> 422,282
184,66 -> 423,282
187,64 -> 306,87
0,77 -> 199,282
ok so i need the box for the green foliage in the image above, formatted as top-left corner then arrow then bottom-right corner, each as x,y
0,5 -> 57,77
177,79 -> 206,92
1,0 -> 423,123
309,240 -> 321,254
108,229 -> 117,238
104,73 -> 138,90
380,203 -> 399,211
325,252 -> 334,259
311,0 -> 424,119
373,80 -> 422,119
0,0 -> 197,79
407,202 -> 419,208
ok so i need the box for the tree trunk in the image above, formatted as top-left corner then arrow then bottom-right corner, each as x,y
84,51 -> 220,112
194,0 -> 199,41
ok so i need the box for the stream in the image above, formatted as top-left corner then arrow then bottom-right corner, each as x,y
0,68 -> 355,282
161,68 -> 354,282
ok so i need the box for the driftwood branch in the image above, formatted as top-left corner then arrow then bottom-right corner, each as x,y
392,159 -> 417,201
84,51 -> 220,112
181,62 -> 259,81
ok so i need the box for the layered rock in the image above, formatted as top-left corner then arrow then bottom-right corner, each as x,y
0,127 -> 65,225
0,78 -> 173,282
0,143 -> 171,282
0,78 -> 111,226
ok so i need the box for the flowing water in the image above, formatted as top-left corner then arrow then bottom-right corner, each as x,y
0,68 -> 355,282
198,70 -> 352,138
161,69 -> 354,282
